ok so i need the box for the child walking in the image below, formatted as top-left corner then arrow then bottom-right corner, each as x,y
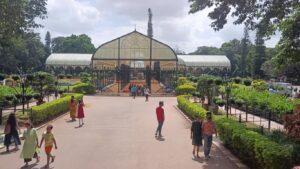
191,115 -> 203,158
40,125 -> 57,168
77,99 -> 85,127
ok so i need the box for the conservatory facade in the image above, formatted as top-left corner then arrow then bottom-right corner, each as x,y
45,31 -> 231,93
91,31 -> 178,93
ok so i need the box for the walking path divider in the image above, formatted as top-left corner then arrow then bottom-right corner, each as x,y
173,105 -> 249,169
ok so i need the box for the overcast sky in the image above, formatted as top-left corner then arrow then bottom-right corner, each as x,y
37,0 -> 280,53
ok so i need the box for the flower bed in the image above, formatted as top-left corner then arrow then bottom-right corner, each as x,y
30,93 -> 83,125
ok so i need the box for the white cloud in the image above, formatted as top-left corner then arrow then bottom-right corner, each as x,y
38,0 -> 280,53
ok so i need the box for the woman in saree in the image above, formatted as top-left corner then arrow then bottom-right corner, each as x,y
69,95 -> 77,121
20,121 -> 40,166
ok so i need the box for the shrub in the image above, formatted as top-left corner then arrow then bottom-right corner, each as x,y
243,79 -> 252,86
177,77 -> 188,86
12,75 -> 20,81
72,83 -> 96,94
215,117 -> 294,169
177,95 -> 207,119
175,84 -> 196,95
58,74 -> 65,79
252,80 -> 268,91
30,94 -> 83,125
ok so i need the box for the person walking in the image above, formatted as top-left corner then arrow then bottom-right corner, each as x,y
77,99 -> 85,127
191,115 -> 203,158
40,125 -> 58,168
202,112 -> 217,160
4,113 -> 21,152
144,87 -> 150,102
131,85 -> 137,99
20,121 -> 40,167
155,101 -> 165,138
69,96 -> 77,121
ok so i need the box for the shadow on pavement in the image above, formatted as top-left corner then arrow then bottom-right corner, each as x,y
192,156 -> 204,163
155,137 -> 165,141
65,119 -> 76,123
20,163 -> 38,169
0,148 -> 19,155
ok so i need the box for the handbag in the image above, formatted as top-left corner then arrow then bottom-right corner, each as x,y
4,124 -> 11,134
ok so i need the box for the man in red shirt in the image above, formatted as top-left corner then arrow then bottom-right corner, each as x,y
155,101 -> 165,138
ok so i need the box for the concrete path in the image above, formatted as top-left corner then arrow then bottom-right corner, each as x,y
0,96 -> 237,169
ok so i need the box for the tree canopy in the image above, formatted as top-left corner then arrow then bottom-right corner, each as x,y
0,0 -> 47,73
189,0 -> 298,37
51,34 -> 96,53
189,46 -> 223,55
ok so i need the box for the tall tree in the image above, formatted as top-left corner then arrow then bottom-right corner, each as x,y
0,0 -> 47,73
240,25 -> 250,77
147,8 -> 153,38
45,31 -> 51,57
275,7 -> 300,70
220,39 -> 241,75
253,29 -> 266,78
51,34 -> 96,53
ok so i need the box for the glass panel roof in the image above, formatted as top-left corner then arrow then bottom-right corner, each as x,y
46,53 -> 92,66
93,31 -> 177,61
177,55 -> 231,67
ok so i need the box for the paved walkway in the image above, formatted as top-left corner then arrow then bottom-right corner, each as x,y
0,96 -> 237,169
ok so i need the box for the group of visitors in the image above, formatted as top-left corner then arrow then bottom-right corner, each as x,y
2,95 -> 86,168
155,101 -> 217,160
4,113 -> 57,168
69,96 -> 85,127
191,112 -> 217,160
129,84 -> 150,101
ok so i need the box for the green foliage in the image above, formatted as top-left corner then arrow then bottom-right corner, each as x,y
251,80 -> 268,91
213,97 -> 225,107
0,0 -> 47,73
177,95 -> 207,119
175,84 -> 196,95
58,74 -> 65,79
243,79 -> 252,86
0,85 -> 34,103
231,85 -> 298,115
72,83 -> 96,94
51,34 -> 96,53
31,94 -> 83,125
215,117 -> 294,169
177,77 -> 188,86
275,7 -> 300,71
79,72 -> 92,83
189,46 -> 223,55
45,31 -> 51,57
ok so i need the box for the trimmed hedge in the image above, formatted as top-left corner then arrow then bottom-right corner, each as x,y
175,84 -> 196,95
30,94 -> 83,125
215,117 -> 294,169
72,83 -> 96,94
177,95 -> 206,119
